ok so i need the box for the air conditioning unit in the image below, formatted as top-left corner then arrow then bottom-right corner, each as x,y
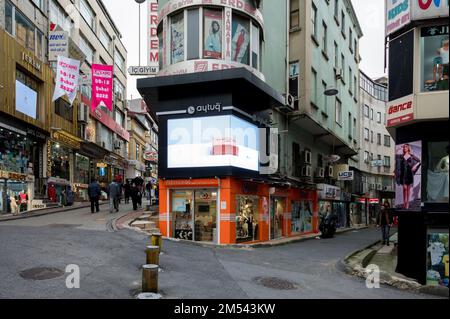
316,167 -> 325,178
327,165 -> 334,178
301,165 -> 312,177
304,150 -> 312,164
77,103 -> 88,123
281,93 -> 295,111
334,68 -> 343,80
114,140 -> 122,150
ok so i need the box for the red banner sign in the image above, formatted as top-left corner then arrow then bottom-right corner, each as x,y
92,64 -> 113,111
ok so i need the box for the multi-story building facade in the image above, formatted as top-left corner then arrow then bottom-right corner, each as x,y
350,71 -> 395,225
137,0 -> 364,244
385,0 -> 448,286
286,0 -> 363,228
0,0 -> 127,212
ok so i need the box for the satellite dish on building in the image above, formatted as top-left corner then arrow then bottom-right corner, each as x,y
323,155 -> 341,162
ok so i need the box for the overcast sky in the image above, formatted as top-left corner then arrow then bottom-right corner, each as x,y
102,0 -> 387,99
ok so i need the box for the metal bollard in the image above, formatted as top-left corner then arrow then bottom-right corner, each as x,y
145,245 -> 160,265
142,264 -> 158,293
151,233 -> 162,253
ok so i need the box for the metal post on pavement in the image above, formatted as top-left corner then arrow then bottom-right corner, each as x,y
142,264 -> 158,293
145,245 -> 160,265
151,233 -> 162,253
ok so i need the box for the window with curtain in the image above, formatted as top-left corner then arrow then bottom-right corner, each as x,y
15,9 -> 36,53
99,24 -> 111,51
114,51 -> 125,72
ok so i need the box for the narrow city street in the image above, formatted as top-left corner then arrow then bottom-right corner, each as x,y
0,206 -> 439,299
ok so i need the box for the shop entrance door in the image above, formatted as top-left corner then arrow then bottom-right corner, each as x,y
194,190 -> 217,243
270,197 -> 285,240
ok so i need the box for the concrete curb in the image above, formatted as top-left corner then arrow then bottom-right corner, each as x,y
0,202 -> 108,222
338,240 -> 449,298
160,226 -> 369,250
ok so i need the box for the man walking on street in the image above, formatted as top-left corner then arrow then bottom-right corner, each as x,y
108,177 -> 120,213
377,201 -> 393,246
88,178 -> 101,214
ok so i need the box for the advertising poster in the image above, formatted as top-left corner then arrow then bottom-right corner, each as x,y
48,30 -> 69,62
427,231 -> 449,287
204,10 -> 223,59
231,17 -> 250,65
52,55 -> 80,105
394,141 -> 422,210
167,115 -> 259,171
170,13 -> 184,64
411,0 -> 449,21
91,64 -> 113,111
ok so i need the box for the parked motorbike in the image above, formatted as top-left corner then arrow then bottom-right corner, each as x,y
319,213 -> 337,238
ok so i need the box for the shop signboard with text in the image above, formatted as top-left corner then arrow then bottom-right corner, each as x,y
386,95 -> 414,127
386,0 -> 411,36
91,64 -> 113,111
411,0 -> 449,20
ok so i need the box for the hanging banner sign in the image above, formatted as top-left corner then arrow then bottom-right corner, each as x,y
52,55 -> 80,105
91,64 -> 113,111
385,0 -> 411,36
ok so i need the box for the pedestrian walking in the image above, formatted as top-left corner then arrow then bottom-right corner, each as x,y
107,177 -> 121,213
88,178 -> 101,214
130,183 -> 139,211
124,180 -> 131,204
377,200 -> 393,246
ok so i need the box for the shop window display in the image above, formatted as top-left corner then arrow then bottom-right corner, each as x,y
270,197 -> 285,239
426,230 -> 449,288
0,129 -> 31,174
236,195 -> 259,242
291,200 -> 313,233
426,142 -> 449,203
172,190 -> 194,240
194,190 -> 217,242
50,143 -> 70,181
421,26 -> 449,92
0,180 -> 28,214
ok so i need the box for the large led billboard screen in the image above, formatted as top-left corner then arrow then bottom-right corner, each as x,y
167,115 -> 259,171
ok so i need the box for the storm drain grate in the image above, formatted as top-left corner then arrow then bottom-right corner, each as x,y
253,277 -> 298,290
20,267 -> 65,280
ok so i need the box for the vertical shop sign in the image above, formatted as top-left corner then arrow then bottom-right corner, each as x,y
52,56 -> 80,105
91,64 -> 113,111
148,0 -> 159,67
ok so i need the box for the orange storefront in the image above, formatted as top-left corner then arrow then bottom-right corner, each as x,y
158,177 -> 319,244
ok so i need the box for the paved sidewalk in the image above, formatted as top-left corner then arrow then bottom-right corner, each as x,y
0,201 -> 110,222
341,231 -> 449,298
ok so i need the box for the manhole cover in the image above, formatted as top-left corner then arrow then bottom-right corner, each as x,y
20,267 -> 65,280
253,277 -> 298,290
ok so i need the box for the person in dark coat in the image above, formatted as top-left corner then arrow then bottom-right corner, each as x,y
88,178 -> 101,213
395,144 -> 421,209
377,201 -> 394,246
124,181 -> 131,204
130,183 -> 139,211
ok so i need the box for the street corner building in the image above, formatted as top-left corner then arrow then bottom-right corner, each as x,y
385,0 -> 449,287
138,0 -> 366,244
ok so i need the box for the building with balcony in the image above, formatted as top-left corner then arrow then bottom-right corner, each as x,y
385,0 -> 449,286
